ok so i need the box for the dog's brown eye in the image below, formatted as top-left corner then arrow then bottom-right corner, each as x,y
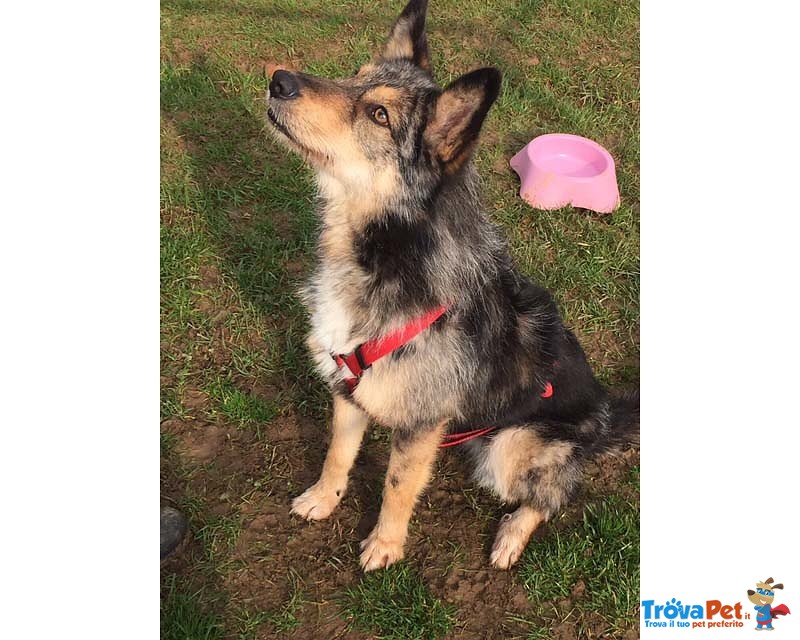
371,106 -> 390,127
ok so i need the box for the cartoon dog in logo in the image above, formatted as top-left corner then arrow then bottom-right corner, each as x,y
747,577 -> 791,630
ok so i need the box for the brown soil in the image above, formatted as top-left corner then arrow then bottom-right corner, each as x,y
161,400 -> 638,639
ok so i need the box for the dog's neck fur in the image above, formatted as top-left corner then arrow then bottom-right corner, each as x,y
314,169 -> 390,262
314,164 -> 426,259
307,163 -> 505,336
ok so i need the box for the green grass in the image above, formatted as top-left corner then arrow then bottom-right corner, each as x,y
342,563 -> 456,640
264,570 -> 306,634
161,0 -> 639,637
514,471 -> 640,636
206,375 -> 278,427
195,513 -> 243,568
234,574 -> 306,640
161,430 -> 178,457
161,575 -> 225,640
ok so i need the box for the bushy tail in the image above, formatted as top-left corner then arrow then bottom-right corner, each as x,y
584,389 -> 640,456
607,389 -> 640,449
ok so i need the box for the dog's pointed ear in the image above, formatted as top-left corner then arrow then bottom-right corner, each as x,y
772,583 -> 784,590
425,67 -> 502,173
381,0 -> 430,70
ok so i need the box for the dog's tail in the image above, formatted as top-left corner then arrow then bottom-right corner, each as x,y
583,389 -> 640,456
609,389 -> 640,448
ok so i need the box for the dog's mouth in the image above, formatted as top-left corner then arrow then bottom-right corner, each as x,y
266,106 -> 331,167
267,107 -> 294,140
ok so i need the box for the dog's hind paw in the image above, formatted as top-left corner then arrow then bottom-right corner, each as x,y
489,533 -> 526,569
490,508 -> 542,570
359,529 -> 405,571
290,482 -> 342,521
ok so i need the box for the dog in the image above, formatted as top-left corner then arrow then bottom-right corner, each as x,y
747,578 -> 791,630
266,0 -> 639,571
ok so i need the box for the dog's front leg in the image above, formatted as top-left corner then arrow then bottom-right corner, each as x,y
291,395 -> 369,520
359,421 -> 446,571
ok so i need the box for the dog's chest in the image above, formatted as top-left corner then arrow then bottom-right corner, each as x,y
305,267 -> 363,380
310,290 -> 355,353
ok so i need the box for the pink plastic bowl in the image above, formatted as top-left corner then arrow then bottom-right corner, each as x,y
509,134 -> 620,213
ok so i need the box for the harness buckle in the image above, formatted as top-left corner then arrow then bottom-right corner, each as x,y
332,345 -> 370,381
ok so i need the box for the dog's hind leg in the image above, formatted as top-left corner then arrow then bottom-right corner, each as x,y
360,420 -> 447,571
472,426 -> 583,569
291,395 -> 369,520
490,504 -> 544,569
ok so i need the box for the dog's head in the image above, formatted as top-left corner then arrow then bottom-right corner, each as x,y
747,578 -> 784,606
266,0 -> 501,212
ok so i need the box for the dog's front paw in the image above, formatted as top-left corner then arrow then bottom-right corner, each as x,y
490,513 -> 529,570
359,528 -> 405,571
290,482 -> 342,521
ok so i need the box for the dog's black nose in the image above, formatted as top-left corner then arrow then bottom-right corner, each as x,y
269,70 -> 300,99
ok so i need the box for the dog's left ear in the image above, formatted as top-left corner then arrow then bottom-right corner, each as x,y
382,0 -> 430,70
425,67 -> 502,173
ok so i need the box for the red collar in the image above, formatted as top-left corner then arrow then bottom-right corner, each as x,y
332,305 -> 449,392
331,305 -> 554,447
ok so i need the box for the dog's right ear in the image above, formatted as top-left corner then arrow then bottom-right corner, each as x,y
425,67 -> 502,174
381,0 -> 430,70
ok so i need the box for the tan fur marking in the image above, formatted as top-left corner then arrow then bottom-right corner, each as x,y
297,92 -> 348,130
349,333 -> 464,428
360,420 -> 447,571
381,12 -> 430,70
291,396 -> 369,520
476,427 -> 573,502
427,92 -> 474,160
352,357 -> 419,422
318,225 -> 355,263
490,504 -> 544,569
383,16 -> 415,60
443,145 -> 474,175
317,163 -> 401,259
271,76 -> 403,237
272,89 -> 361,172
425,83 -> 491,171
362,86 -> 403,106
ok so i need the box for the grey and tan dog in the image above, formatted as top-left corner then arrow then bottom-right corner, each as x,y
266,0 -> 639,571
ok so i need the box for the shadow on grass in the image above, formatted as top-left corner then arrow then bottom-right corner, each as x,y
161,54 -> 325,403
159,54 -> 402,632
159,48 -> 397,466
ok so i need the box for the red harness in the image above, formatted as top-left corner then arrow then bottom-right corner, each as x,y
439,379 -> 553,448
332,306 -> 449,393
331,306 -> 554,447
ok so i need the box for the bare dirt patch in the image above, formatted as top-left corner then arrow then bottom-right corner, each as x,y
163,396 -> 638,639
